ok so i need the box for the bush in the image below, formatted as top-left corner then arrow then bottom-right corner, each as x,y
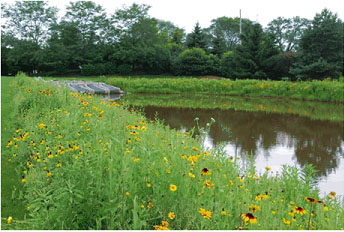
178,48 -> 209,76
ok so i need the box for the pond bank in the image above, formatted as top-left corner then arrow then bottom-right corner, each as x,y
104,77 -> 344,102
2,74 -> 343,229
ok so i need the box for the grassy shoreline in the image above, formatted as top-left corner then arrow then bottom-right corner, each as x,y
2,75 -> 343,229
39,75 -> 344,102
105,77 -> 344,102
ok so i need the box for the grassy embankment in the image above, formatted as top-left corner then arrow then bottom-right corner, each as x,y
105,77 -> 344,102
2,74 -> 343,229
43,75 -> 344,102
121,93 -> 344,121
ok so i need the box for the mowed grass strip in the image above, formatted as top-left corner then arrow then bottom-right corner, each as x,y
1,77 -> 26,221
2,74 -> 344,229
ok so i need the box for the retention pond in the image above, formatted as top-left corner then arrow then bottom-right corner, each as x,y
118,93 -> 344,197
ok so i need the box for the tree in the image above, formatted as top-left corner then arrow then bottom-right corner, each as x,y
267,16 -> 311,52
228,23 -> 279,79
290,9 -> 343,79
1,1 -> 58,46
177,48 -> 208,75
44,22 -> 84,75
211,29 -> 227,57
209,17 -> 253,51
111,5 -> 171,74
186,22 -> 208,50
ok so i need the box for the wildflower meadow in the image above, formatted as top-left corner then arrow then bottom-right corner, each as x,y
2,74 -> 344,230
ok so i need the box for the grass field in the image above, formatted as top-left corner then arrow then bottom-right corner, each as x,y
1,74 -> 343,230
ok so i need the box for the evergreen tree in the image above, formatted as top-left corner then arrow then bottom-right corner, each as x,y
229,23 -> 279,79
290,9 -> 343,79
186,22 -> 208,50
211,29 -> 226,57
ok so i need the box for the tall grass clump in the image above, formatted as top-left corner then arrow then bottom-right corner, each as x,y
3,74 -> 344,230
105,77 -> 344,102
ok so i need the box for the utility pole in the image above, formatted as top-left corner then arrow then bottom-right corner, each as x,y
239,9 -> 242,35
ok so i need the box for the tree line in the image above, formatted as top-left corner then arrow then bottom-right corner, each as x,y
1,1 -> 343,80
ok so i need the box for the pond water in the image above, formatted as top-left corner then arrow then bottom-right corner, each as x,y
119,94 -> 344,197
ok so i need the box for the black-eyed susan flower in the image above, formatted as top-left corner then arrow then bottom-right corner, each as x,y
265,166 -> 271,171
255,194 -> 269,201
201,168 -> 212,176
323,205 -> 329,212
294,206 -> 307,215
38,123 -> 46,129
46,170 -> 52,177
187,155 -> 198,163
168,212 -> 175,220
289,210 -> 294,217
130,131 -> 139,136
188,173 -> 195,178
241,213 -> 257,224
148,201 -> 153,209
21,176 -> 26,183
192,146 -> 199,152
282,218 -> 291,225
7,216 -> 13,224
153,225 -> 168,230
56,161 -> 62,168
221,209 -> 227,216
199,208 -> 212,219
305,197 -> 318,204
27,161 -> 33,168
161,220 -> 168,227
249,204 -> 261,213
170,184 -> 177,192
204,180 -> 215,189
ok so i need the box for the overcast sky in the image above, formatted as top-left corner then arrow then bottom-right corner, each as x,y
3,0 -> 344,32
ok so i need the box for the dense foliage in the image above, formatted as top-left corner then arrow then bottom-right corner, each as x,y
1,1 -> 343,80
2,74 -> 344,229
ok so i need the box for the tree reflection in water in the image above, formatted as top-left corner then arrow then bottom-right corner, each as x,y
143,106 -> 344,177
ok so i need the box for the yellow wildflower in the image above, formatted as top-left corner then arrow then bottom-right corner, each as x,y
168,212 -> 175,220
170,184 -> 177,192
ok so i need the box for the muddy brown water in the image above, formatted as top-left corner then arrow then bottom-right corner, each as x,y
139,105 -> 344,197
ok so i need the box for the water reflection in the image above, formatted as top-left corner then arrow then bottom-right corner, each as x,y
141,106 -> 344,194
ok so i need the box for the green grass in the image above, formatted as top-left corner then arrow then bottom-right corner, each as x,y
2,74 -> 344,230
121,93 -> 344,121
41,75 -> 344,102
105,77 -> 344,102
1,77 -> 26,220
